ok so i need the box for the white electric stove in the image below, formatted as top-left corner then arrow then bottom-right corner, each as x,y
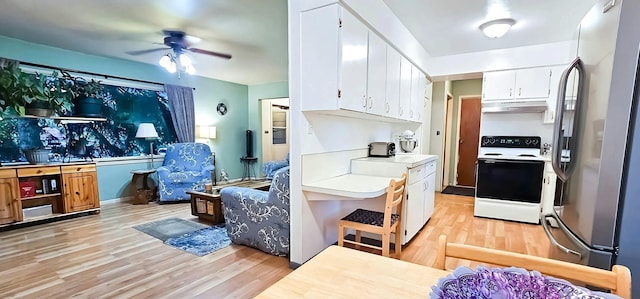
474,136 -> 546,224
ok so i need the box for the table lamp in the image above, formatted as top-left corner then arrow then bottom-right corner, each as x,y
136,123 -> 159,168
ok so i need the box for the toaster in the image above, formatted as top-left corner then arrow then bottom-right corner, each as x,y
368,142 -> 396,157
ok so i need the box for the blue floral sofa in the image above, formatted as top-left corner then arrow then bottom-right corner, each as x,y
263,153 -> 289,180
221,166 -> 290,256
157,142 -> 214,203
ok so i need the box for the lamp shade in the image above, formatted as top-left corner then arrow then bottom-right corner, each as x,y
198,126 -> 217,139
136,123 -> 159,139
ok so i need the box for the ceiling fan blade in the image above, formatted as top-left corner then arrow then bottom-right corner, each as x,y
126,47 -> 169,56
188,48 -> 232,60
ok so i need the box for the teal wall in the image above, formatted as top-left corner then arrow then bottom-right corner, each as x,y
0,35 -> 252,199
247,81 -> 289,174
448,79 -> 482,184
96,160 -> 163,201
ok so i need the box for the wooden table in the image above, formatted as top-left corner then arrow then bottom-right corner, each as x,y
130,169 -> 157,204
187,180 -> 272,223
256,245 -> 450,298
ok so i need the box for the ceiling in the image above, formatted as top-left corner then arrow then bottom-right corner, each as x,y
0,0 -> 596,85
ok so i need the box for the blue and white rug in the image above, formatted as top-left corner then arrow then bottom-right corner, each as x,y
164,224 -> 232,256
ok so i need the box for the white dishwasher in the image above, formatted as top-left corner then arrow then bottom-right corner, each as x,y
351,155 -> 438,244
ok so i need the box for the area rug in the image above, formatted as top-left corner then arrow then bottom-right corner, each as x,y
442,186 -> 476,197
164,225 -> 232,256
133,217 -> 208,241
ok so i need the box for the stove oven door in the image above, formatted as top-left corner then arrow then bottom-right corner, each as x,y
476,158 -> 545,203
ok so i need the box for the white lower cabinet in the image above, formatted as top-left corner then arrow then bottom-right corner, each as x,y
541,161 -> 557,217
350,156 -> 438,245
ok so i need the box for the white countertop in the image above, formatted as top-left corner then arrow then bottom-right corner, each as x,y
302,174 -> 397,199
352,154 -> 438,168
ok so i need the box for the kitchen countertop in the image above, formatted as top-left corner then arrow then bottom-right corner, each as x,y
352,154 -> 438,168
302,174 -> 397,199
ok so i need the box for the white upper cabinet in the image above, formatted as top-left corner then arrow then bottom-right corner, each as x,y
366,32 -> 387,116
385,46 -> 401,119
398,56 -> 412,120
482,70 -> 516,101
300,3 -> 425,123
482,67 -> 552,102
515,68 -> 552,99
410,65 -> 423,122
339,7 -> 369,112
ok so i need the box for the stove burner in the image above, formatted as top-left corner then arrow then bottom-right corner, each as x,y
518,154 -> 538,157
484,153 -> 502,156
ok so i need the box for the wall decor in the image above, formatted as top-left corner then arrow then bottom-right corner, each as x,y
0,84 -> 178,163
217,103 -> 228,115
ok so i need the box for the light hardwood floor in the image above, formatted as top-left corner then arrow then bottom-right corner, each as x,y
0,192 -> 550,298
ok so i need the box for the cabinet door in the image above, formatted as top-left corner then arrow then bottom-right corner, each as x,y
422,97 -> 432,151
403,179 -> 425,244
515,68 -> 552,99
0,177 -> 19,224
339,8 -> 369,112
482,70 -> 516,101
385,46 -> 401,118
63,172 -> 99,212
398,56 -> 412,120
423,173 -> 435,222
366,32 -> 387,116
410,66 -> 424,122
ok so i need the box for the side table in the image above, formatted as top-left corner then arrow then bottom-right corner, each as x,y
240,156 -> 258,181
131,169 -> 157,204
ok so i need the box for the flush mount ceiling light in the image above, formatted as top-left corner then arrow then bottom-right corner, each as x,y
479,18 -> 516,38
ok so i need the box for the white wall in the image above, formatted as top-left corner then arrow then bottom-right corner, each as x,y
428,82 -> 447,191
480,113 -> 554,145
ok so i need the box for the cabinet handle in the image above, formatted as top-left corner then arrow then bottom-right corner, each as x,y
77,167 -> 81,171
509,88 -> 512,97
417,112 -> 421,120
362,95 -> 367,108
518,88 -> 522,96
423,182 -> 427,191
386,102 -> 390,113
424,100 -> 427,108
399,107 -> 403,116
368,97 -> 372,109
410,110 -> 413,118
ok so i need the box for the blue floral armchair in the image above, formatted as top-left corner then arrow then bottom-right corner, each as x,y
263,153 -> 289,180
157,142 -> 214,202
221,166 -> 290,256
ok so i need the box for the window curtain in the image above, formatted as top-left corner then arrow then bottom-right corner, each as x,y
165,84 -> 195,142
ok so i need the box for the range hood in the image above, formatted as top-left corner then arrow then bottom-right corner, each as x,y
481,99 -> 548,113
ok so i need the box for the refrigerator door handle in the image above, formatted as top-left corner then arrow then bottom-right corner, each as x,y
552,57 -> 585,182
541,213 -> 582,258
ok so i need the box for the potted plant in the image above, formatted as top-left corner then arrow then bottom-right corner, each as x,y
0,62 -> 74,118
62,72 -> 104,117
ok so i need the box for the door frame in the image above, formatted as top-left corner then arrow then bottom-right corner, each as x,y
442,93 -> 453,188
454,95 -> 481,187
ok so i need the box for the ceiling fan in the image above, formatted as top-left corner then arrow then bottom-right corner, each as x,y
127,29 -> 232,60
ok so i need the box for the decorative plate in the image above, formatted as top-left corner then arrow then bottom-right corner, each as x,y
430,266 -> 622,299
217,103 -> 228,115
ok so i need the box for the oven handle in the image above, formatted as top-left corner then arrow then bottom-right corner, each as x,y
479,159 -> 544,164
541,213 -> 582,259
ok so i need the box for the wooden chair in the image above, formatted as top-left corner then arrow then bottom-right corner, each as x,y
434,235 -> 632,299
338,173 -> 407,258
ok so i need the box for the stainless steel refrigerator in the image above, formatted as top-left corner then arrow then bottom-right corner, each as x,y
541,0 -> 640,292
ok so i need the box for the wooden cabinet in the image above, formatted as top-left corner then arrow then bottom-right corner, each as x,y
61,164 -> 99,212
0,162 -> 100,227
482,67 -> 552,102
0,170 -> 20,224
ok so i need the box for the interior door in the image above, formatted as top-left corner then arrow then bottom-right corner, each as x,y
456,98 -> 481,186
261,98 -> 290,162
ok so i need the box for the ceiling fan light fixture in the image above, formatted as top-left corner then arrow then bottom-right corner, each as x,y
179,54 -> 192,67
185,64 -> 196,74
159,54 -> 172,68
167,61 -> 177,73
479,18 -> 516,38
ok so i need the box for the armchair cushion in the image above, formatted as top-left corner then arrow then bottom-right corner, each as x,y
263,153 -> 290,180
221,166 -> 290,256
157,142 -> 214,202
